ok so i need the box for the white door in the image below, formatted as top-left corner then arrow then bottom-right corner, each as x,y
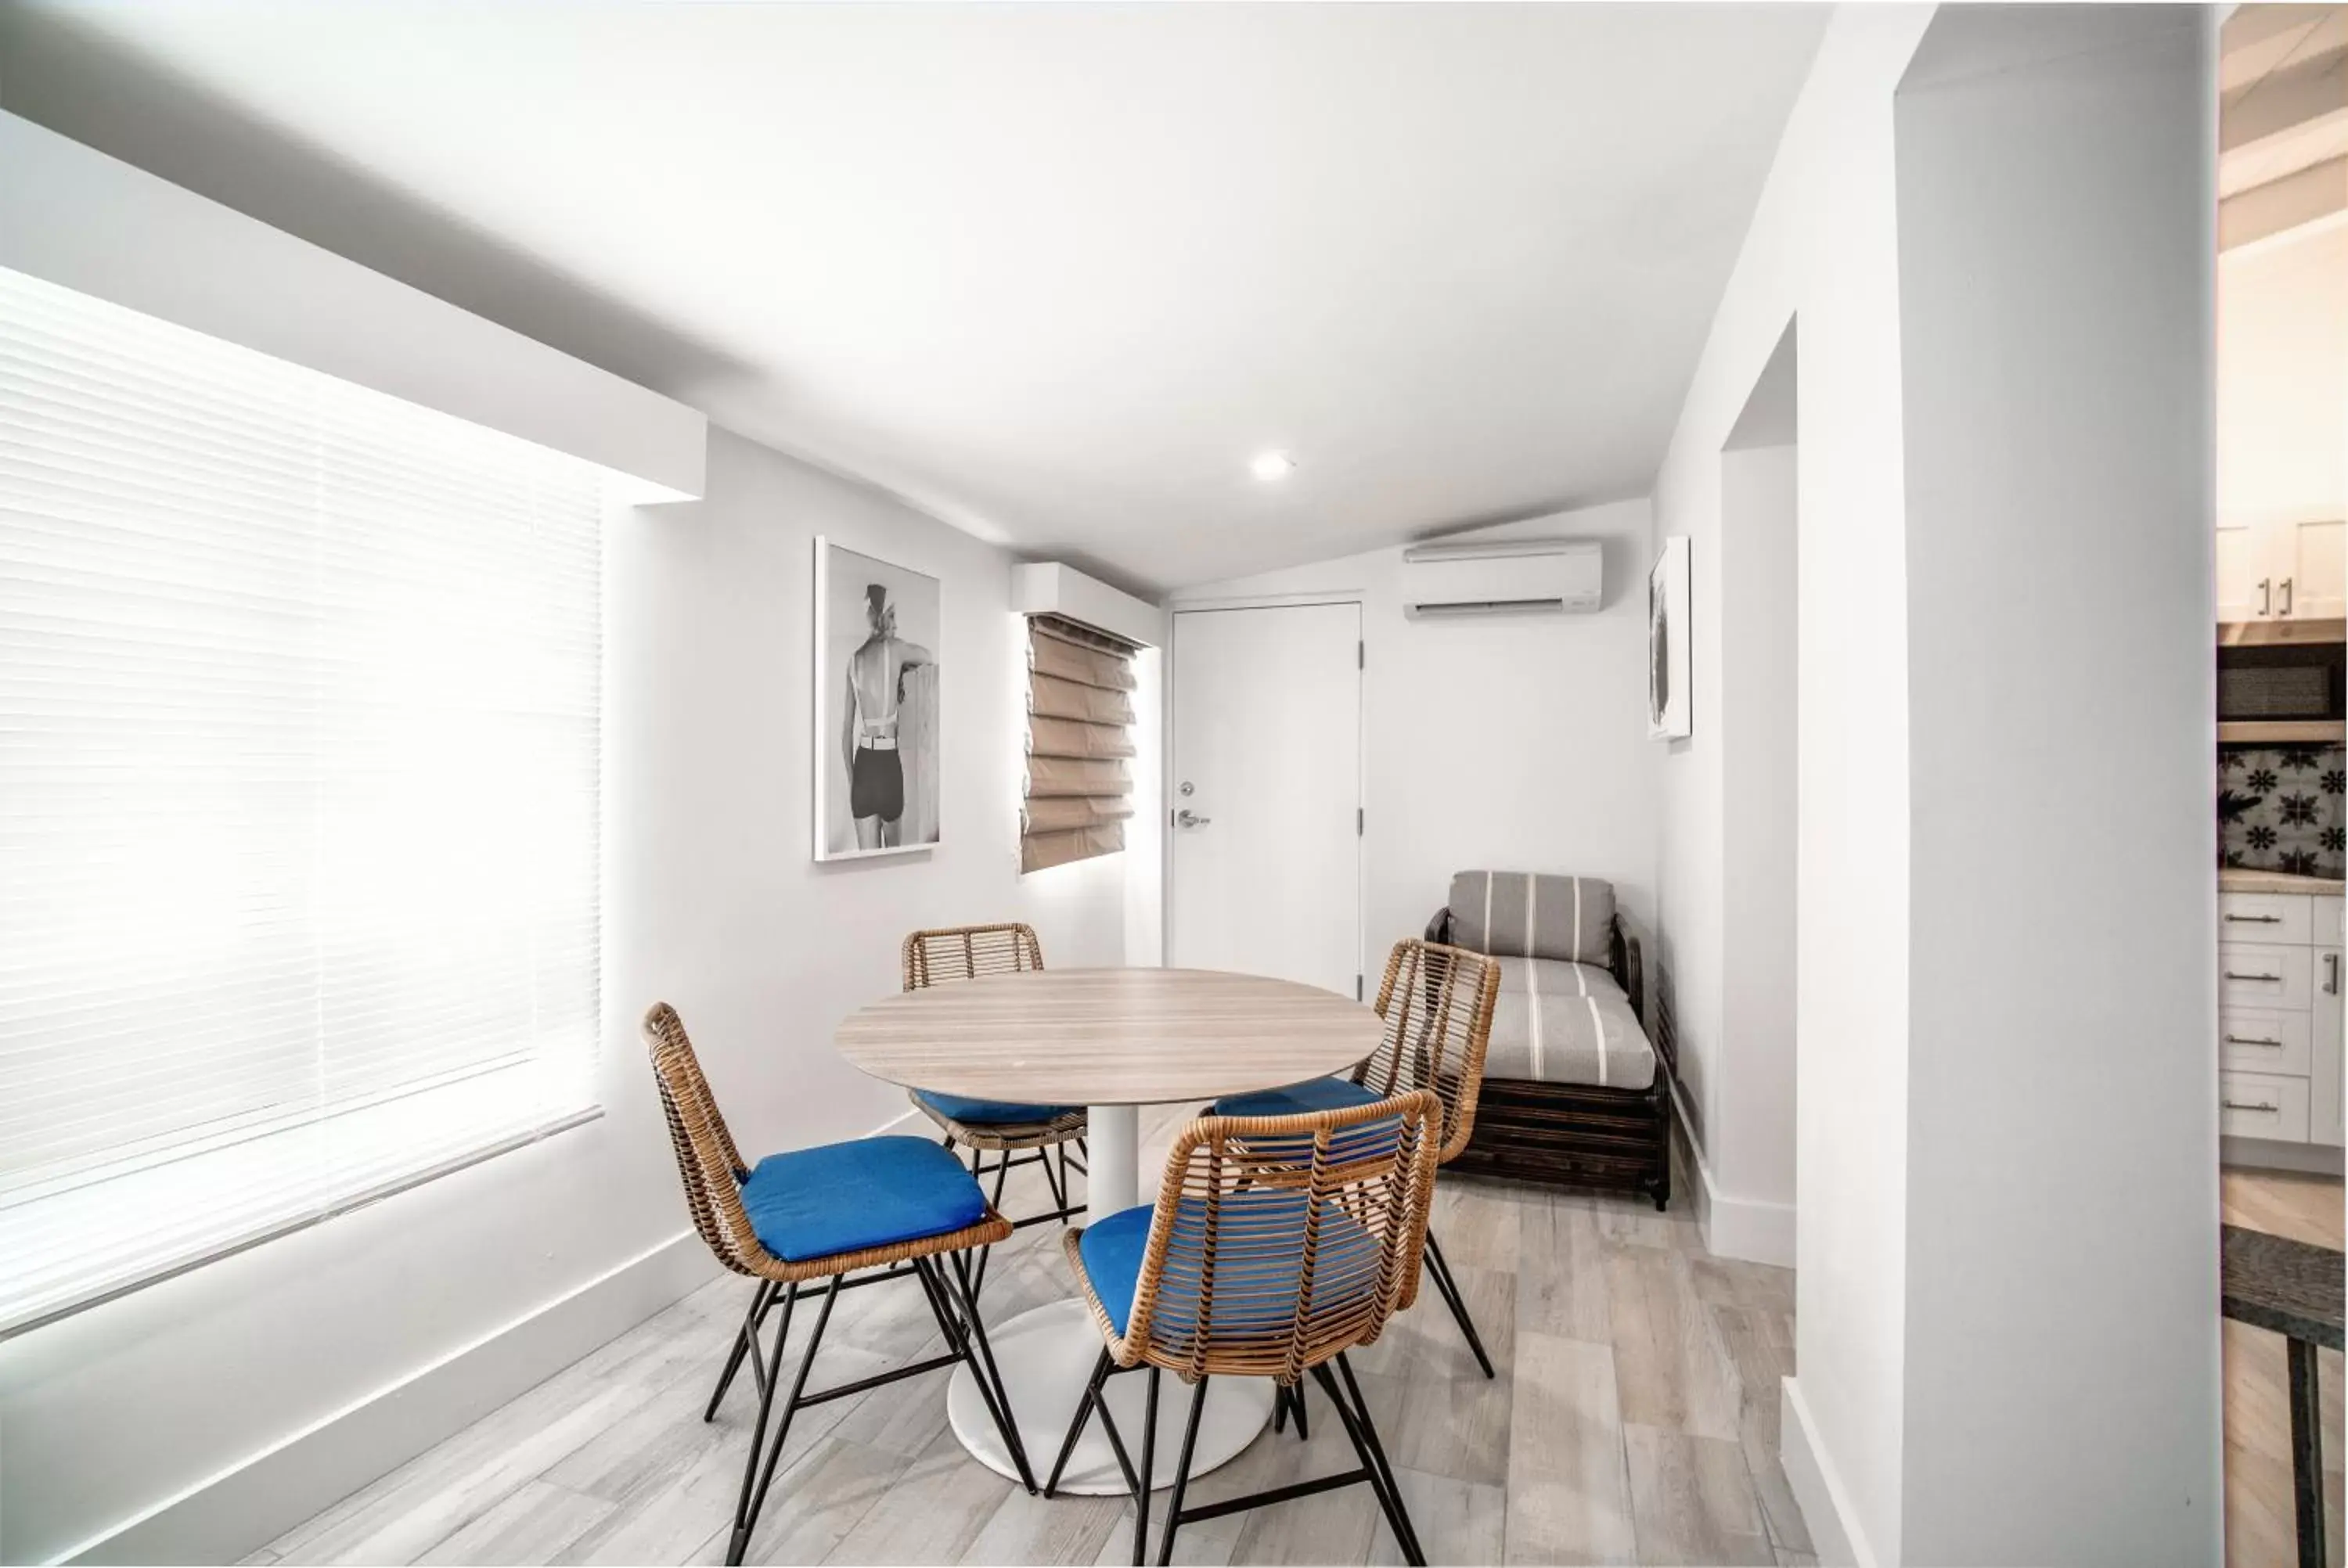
1169,602 -> 1362,998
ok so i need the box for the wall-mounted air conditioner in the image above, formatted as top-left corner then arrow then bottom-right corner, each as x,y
1399,538 -> 1603,617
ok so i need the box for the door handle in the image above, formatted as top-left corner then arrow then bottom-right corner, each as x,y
1175,808 -> 1212,828
2280,577 -> 2294,616
2225,913 -> 2282,924
2327,952 -> 2339,995
2260,578 -> 2272,615
2226,1035 -> 2285,1048
2224,1099 -> 2281,1115
2225,971 -> 2285,984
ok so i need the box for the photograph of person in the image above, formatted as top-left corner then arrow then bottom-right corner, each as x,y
813,539 -> 940,858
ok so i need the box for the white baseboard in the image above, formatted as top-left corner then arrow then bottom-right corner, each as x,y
1780,1375 -> 1874,1568
1669,1106 -> 1796,1268
64,1232 -> 718,1566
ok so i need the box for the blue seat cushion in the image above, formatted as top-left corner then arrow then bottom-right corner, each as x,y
1210,1075 -> 1383,1120
739,1135 -> 990,1264
916,1088 -> 1079,1126
1077,1190 -> 1386,1340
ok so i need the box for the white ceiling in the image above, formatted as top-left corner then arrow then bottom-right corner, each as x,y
0,2 -> 1826,592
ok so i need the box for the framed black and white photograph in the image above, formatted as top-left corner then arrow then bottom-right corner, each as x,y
813,538 -> 941,860
1648,535 -> 1691,740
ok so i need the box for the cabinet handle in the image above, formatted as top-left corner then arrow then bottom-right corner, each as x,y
2327,953 -> 2339,995
2280,577 -> 2294,616
2224,1099 -> 2281,1114
2226,1035 -> 2285,1048
2225,913 -> 2283,923
2225,971 -> 2285,983
2260,577 -> 2273,615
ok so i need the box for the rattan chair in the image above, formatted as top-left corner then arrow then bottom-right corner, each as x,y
1044,1092 -> 1445,1566
644,1003 -> 1036,1565
902,923 -> 1087,1282
1212,938 -> 1502,1382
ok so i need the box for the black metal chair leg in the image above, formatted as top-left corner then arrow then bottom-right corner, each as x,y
913,1257 -> 1023,1480
1424,1231 -> 1496,1379
947,1251 -> 1038,1493
729,1280 -> 835,1566
1039,1140 -> 1071,1221
706,1279 -> 775,1421
1046,1348 -> 1116,1496
1311,1360 -> 1424,1567
1271,1381 -> 1288,1433
1131,1365 -> 1161,1566
1155,1376 -> 1209,1565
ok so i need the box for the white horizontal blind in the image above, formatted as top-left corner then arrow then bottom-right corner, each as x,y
0,265 -> 603,1334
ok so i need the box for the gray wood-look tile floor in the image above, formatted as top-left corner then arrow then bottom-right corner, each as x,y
265,1115 -> 1807,1566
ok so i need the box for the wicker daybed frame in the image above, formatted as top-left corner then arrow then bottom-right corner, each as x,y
1424,908 -> 1676,1210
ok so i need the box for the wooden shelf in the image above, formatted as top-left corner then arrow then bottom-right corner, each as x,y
2220,721 -> 2346,745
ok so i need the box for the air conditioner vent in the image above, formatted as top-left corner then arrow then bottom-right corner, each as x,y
1398,538 -> 1601,617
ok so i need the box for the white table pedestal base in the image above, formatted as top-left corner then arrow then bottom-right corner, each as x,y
945,1299 -> 1274,1494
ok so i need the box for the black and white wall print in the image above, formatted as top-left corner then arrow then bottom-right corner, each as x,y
813,538 -> 942,861
2220,744 -> 2346,879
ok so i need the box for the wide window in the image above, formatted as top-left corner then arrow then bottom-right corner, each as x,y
0,266 -> 603,1334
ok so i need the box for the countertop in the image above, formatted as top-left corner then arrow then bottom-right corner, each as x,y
2221,1225 -> 2345,1349
2220,867 -> 2346,897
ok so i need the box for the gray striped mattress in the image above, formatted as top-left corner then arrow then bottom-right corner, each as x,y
1484,957 -> 1655,1091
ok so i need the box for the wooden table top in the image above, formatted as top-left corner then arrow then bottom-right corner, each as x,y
834,967 -> 1382,1106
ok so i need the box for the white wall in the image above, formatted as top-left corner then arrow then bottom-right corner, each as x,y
1167,498 -> 1660,972
1715,440 -> 1799,1263
1655,5 -> 2222,1562
2219,218 -> 2348,531
1892,9 -> 2220,1561
1648,8 -> 1933,1562
0,423 -> 1131,1565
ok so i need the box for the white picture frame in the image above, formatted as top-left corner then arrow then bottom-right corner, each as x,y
813,536 -> 943,861
1648,535 -> 1691,740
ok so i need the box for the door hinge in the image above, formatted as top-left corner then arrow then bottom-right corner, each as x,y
1356,973 -> 1364,1002
1357,807 -> 1364,836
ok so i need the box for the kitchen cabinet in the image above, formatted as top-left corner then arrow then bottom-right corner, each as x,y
2219,887 -> 2346,1160
2219,515 -> 2346,624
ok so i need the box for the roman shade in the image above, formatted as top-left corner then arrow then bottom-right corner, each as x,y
1022,614 -> 1138,872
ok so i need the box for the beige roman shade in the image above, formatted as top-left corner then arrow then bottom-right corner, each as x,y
1023,614 -> 1140,872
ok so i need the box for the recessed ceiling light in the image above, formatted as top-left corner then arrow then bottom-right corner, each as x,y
1250,451 -> 1295,482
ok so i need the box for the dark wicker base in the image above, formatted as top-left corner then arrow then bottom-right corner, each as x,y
1449,1076 -> 1672,1210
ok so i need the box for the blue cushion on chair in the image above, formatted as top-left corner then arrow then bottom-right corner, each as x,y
916,1088 -> 1079,1126
1077,1191 -> 1386,1340
1210,1075 -> 1382,1120
738,1135 -> 990,1263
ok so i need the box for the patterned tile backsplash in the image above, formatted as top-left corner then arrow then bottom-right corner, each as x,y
2220,744 -> 2346,877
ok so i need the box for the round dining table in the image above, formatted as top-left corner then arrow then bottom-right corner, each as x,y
834,966 -> 1383,1492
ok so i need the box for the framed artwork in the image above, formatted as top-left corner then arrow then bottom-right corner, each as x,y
1648,535 -> 1691,740
813,537 -> 942,860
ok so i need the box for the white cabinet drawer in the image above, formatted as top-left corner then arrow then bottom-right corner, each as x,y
2221,1070 -> 2311,1142
2317,897 -> 2344,948
2221,943 -> 2314,1011
2220,1007 -> 2312,1077
2220,893 -> 2313,945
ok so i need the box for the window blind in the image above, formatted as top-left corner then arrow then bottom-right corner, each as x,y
0,265 -> 603,1335
1021,615 -> 1137,872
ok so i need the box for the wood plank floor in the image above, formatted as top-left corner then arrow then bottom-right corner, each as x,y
265,1113 -> 1808,1566
2222,1166 -> 2345,1568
